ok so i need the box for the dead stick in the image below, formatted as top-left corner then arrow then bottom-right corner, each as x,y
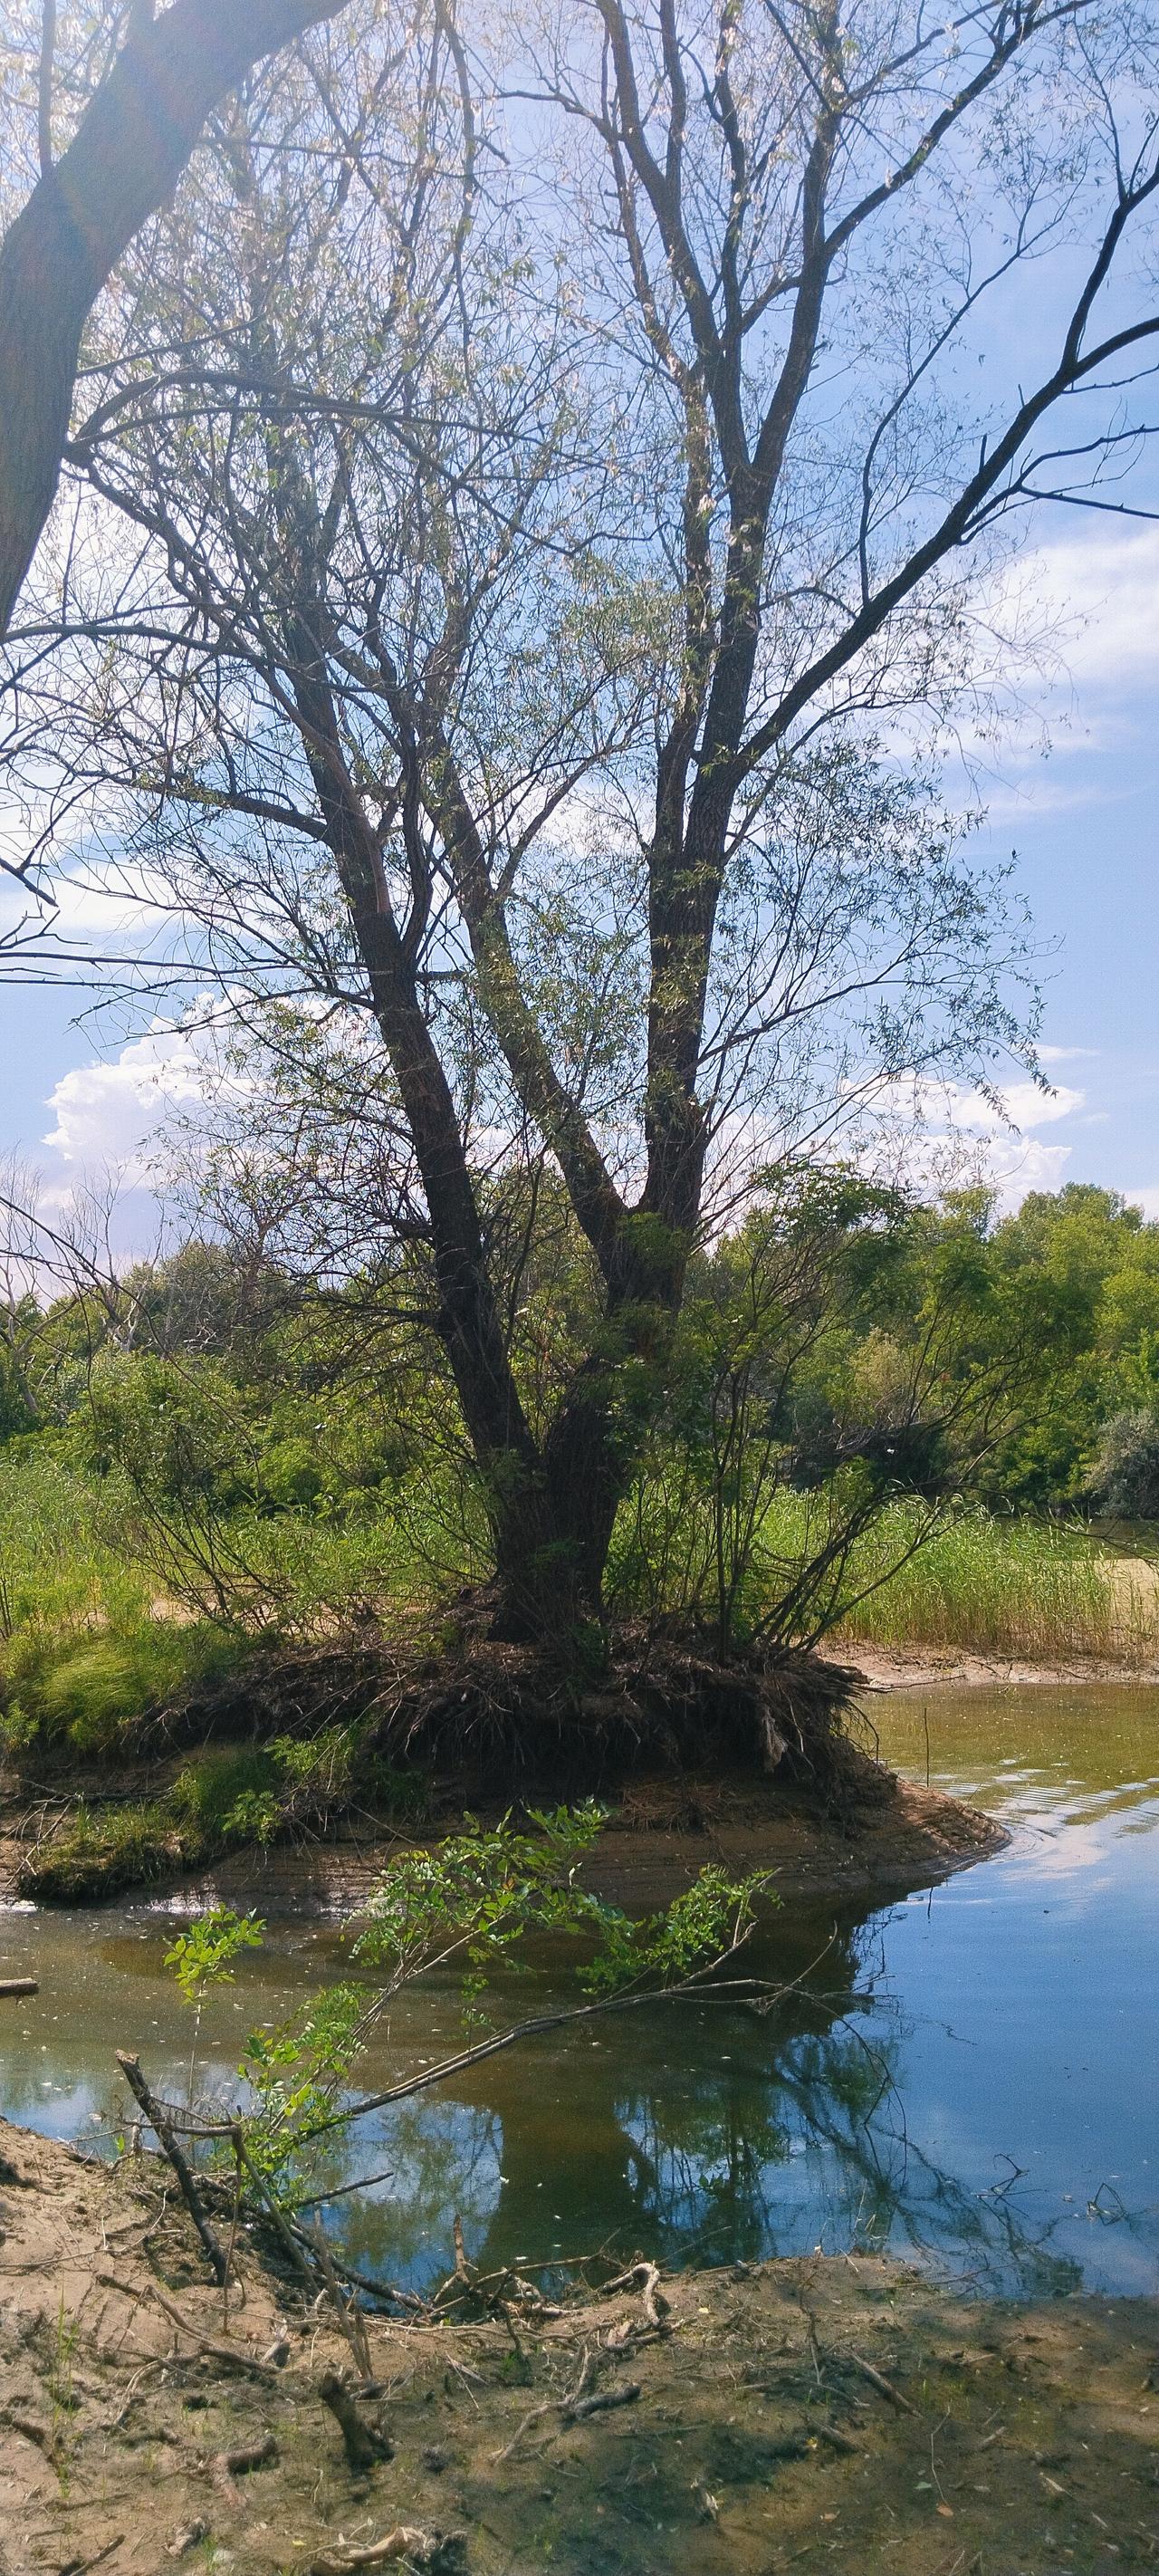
137,2280 -> 281,2381
310,2532 -> 443,2575
563,2382 -> 642,2422
849,2352 -> 918,2417
317,2369 -> 392,2473
0,1977 -> 38,1996
236,2134 -> 316,2292
211,2429 -> 278,2507
58,2537 -> 125,2576
115,2051 -> 227,2286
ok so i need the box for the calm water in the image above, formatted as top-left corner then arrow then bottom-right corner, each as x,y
2,1685 -> 1156,2300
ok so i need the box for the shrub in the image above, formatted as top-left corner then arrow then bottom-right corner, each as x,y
172,1745 -> 281,1838
1091,1408 -> 1159,1522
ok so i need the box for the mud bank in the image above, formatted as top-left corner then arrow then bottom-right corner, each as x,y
0,1751 -> 1004,1916
2,2118 -> 1155,2576
179,1768 -> 1006,1917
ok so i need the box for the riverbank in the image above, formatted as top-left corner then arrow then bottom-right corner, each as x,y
2,2115 -> 1154,2576
0,1762 -> 1005,1914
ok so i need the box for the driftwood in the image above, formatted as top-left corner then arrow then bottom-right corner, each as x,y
562,2380 -> 641,2423
0,1976 -> 38,1997
211,2428 -> 279,2508
602,2259 -> 669,2331
310,2532 -> 466,2575
317,2368 -> 393,2472
115,2052 -> 228,2285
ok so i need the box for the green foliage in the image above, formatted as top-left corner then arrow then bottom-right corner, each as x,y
581,1867 -> 773,1997
225,1812 -> 770,2193
237,1983 -> 372,2181
172,1746 -> 281,1841
1090,1410 -> 1159,1523
165,1903 -> 265,2106
20,1798 -> 177,1902
165,1904 -> 265,2007
831,1503 -> 1149,1660
352,1803 -> 613,2021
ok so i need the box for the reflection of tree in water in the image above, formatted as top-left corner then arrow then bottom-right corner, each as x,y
325,2100 -> 505,2294
325,1901 -> 1086,2301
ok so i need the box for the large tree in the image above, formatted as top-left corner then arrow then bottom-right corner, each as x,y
4,0 -> 1159,1640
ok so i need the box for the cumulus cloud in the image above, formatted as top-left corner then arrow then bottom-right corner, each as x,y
42,1020 -> 217,1186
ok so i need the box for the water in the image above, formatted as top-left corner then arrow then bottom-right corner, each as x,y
2,1684 -> 1156,2300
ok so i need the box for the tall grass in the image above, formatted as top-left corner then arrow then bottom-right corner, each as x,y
3,1446 -> 1155,1757
828,1504 -> 1157,1661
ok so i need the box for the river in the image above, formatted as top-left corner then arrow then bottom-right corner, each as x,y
2,1683 -> 1156,2301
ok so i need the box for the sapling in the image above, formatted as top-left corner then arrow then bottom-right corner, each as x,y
165,1904 -> 265,2107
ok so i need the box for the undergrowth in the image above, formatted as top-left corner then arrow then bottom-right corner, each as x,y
18,1727 -> 432,1901
2,1448 -> 1154,1823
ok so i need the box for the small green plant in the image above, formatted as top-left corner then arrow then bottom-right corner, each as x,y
0,1697 -> 38,1756
165,1903 -> 265,2104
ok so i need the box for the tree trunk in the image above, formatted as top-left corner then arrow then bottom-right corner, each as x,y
0,0 -> 353,639
488,1399 -> 625,1645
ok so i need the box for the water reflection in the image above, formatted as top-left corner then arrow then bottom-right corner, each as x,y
2,1683 -> 1156,2298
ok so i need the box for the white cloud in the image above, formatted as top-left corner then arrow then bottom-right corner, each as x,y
42,1018 -> 215,1187
1022,524 -> 1159,692
860,1068 -> 1088,1213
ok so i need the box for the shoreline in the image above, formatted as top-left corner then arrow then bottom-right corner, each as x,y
848,1641 -> 1159,1690
1,2115 -> 1154,2576
0,1765 -> 1007,1916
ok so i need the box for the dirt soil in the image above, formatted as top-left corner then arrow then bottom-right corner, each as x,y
2,2119 -> 1156,2576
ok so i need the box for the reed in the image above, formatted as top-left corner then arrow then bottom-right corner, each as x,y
828,1504 -> 1155,1662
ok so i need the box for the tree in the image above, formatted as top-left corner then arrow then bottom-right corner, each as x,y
5,0 -> 1159,1647
0,0 -> 362,638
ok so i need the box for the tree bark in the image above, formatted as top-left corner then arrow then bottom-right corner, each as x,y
0,0 -> 354,639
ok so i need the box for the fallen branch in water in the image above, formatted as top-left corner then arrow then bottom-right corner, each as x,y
299,1930 -> 838,2156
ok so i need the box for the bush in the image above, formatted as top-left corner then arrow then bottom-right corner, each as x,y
1091,1408 -> 1159,1522
172,1745 -> 281,1839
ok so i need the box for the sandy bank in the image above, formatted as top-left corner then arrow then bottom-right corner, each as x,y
849,1642 -> 1159,1690
1,2116 -> 1154,2576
